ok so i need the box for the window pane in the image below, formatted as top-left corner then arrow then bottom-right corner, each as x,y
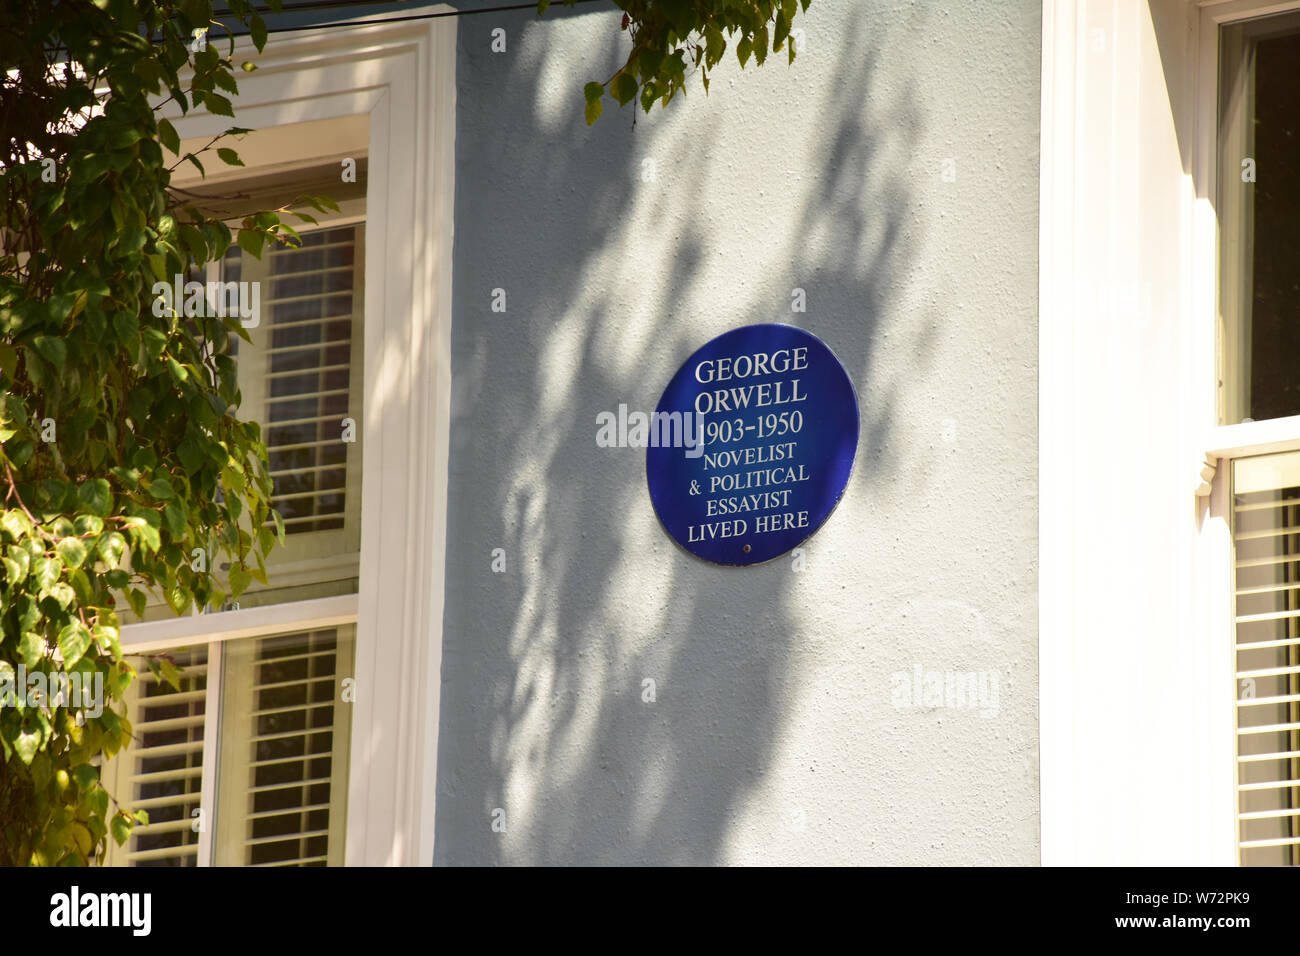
99,648 -> 208,867
215,626 -> 355,866
222,223 -> 364,539
1218,16 -> 1300,424
1232,451 -> 1300,865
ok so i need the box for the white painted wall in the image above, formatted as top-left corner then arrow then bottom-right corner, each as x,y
434,0 -> 1041,865
1039,0 -> 1239,866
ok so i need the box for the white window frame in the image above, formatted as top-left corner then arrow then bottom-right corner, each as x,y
1041,0 -> 1300,866
114,594 -> 358,865
1198,0 -> 1300,867
120,15 -> 457,865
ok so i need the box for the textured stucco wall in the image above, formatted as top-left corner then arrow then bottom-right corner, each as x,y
435,0 -> 1040,865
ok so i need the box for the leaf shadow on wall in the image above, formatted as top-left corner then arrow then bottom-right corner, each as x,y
433,4 -> 925,864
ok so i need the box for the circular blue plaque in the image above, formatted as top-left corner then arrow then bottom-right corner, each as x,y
646,323 -> 859,566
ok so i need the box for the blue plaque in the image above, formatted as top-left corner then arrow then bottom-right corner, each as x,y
646,323 -> 859,566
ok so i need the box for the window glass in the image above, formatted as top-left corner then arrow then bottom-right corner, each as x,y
1219,16 -> 1300,424
102,626 -> 354,867
224,222 -> 364,544
99,648 -> 207,866
214,626 -> 354,866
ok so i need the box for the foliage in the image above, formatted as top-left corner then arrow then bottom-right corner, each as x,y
540,0 -> 813,124
0,0 -> 315,865
0,0 -> 809,867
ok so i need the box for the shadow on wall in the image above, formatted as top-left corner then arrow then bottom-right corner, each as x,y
434,2 -> 925,864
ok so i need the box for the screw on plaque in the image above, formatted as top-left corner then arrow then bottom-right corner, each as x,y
743,545 -> 751,553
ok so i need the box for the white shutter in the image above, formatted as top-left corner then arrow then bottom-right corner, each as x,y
1233,451 -> 1300,865
214,625 -> 354,866
100,648 -> 208,866
222,223 -> 365,566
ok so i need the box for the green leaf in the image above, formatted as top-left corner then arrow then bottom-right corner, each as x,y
163,502 -> 186,540
1,509 -> 31,541
157,118 -> 180,155
774,12 -> 790,48
77,479 -> 112,517
73,515 -> 103,536
164,580 -> 191,615
97,532 -> 126,569
236,229 -> 264,259
158,657 -> 182,691
737,35 -> 753,67
705,25 -> 726,67
112,310 -> 139,345
5,545 -> 29,581
216,147 -> 244,167
250,14 -> 268,53
92,623 -> 120,659
67,567 -> 92,606
110,466 -> 140,490
72,764 -> 97,792
754,25 -> 769,66
46,292 -> 78,322
612,72 -> 638,106
123,515 -> 161,554
58,622 -> 91,668
202,92 -> 235,117
55,537 -> 87,569
178,436 -> 204,474
87,787 -> 109,822
212,69 -> 240,96
30,335 -> 66,370
585,95 -> 603,126
148,476 -> 174,501
110,813 -> 131,846
18,631 -> 44,670
14,726 -> 39,765
29,749 -> 50,791
47,582 -> 76,610
0,344 -> 17,380
108,661 -> 134,696
137,521 -> 161,553
32,557 -> 59,591
584,81 -> 604,103
294,194 -> 340,215
6,440 -> 33,468
228,563 -> 251,598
